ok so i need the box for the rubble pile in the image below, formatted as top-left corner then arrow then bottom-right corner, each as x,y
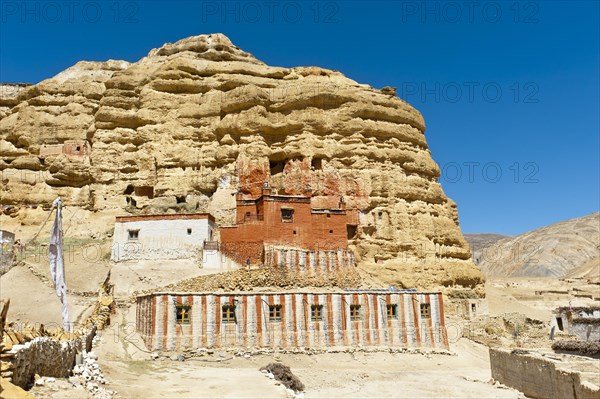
462,312 -> 552,348
69,348 -> 114,399
260,362 -> 305,393
82,296 -> 114,330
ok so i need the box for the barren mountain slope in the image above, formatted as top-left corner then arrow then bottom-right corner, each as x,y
478,213 -> 600,278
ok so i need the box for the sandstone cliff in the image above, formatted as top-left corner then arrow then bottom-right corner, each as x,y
477,213 -> 600,278
0,33 -> 482,290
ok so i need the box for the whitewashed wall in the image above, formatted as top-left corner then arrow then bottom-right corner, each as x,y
111,218 -> 214,262
202,249 -> 241,271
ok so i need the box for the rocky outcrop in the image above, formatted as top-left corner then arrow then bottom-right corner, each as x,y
0,33 -> 481,289
478,213 -> 600,278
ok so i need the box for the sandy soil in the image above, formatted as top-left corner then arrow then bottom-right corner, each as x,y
78,305 -> 520,399
0,263 -> 95,326
25,303 -> 523,399
486,277 -> 599,319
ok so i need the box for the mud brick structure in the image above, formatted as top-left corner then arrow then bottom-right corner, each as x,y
39,140 -> 90,158
220,183 -> 359,266
554,306 -> 600,342
136,290 -> 449,351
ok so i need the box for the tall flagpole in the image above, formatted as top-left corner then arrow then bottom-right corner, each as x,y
49,197 -> 70,332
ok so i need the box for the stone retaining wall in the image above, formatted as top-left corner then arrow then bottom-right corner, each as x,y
489,348 -> 600,399
2,296 -> 112,389
9,328 -> 95,388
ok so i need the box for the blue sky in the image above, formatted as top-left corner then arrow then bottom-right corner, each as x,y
1,1 -> 598,235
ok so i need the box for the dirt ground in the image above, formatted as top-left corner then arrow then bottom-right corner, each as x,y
486,277 -> 599,319
23,303 -> 524,399
3,240 -> 597,398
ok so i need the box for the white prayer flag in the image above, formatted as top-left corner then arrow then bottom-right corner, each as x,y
49,197 -> 70,331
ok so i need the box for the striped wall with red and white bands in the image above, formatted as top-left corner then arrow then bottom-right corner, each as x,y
136,291 -> 449,351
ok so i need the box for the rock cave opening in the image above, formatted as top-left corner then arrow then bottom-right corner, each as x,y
269,160 -> 285,175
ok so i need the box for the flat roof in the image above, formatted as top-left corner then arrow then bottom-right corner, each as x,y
137,290 -> 442,298
115,213 -> 215,223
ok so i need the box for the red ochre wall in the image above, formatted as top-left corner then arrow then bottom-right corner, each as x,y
223,198 -> 349,246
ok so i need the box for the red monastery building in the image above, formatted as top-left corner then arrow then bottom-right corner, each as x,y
220,182 -> 358,268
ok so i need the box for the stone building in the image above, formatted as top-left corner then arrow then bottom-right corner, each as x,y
554,306 -> 600,342
136,289 -> 449,351
39,140 -> 90,158
110,214 -> 217,263
220,183 -> 358,267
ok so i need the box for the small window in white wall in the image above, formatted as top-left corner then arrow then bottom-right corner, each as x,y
187,228 -> 192,235
128,229 -> 139,240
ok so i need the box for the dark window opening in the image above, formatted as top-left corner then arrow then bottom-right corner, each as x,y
420,303 -> 431,319
269,305 -> 282,322
134,186 -> 154,198
281,208 -> 294,223
176,305 -> 191,324
326,213 -> 331,218
311,304 -> 324,321
124,185 -> 134,195
378,211 -> 383,220
187,228 -> 192,235
222,305 -> 236,323
176,195 -> 186,204
76,146 -> 81,151
350,304 -> 361,321
329,230 -> 333,234
269,160 -> 285,175
128,229 -> 139,240
245,211 -> 252,220
556,317 -> 564,331
347,225 -> 358,239
387,304 -> 398,320
471,303 -> 477,314
311,157 -> 323,170
293,230 -> 297,235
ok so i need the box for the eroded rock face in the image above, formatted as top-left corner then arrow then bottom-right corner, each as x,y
0,33 -> 481,289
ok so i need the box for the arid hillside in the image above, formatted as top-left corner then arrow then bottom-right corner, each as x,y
477,213 -> 599,278
464,234 -> 510,265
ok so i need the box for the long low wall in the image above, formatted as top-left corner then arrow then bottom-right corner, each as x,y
136,291 -> 448,352
489,348 -> 600,399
